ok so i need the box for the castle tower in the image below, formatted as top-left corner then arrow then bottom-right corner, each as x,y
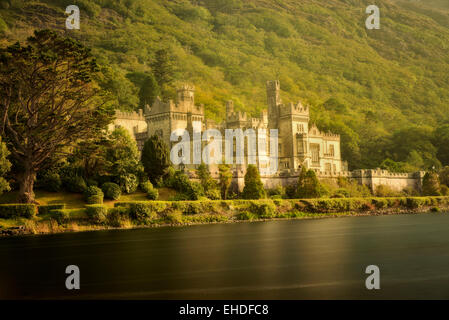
226,100 -> 234,119
177,84 -> 195,110
266,80 -> 281,129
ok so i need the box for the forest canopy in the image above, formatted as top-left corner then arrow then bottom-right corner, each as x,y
0,0 -> 448,170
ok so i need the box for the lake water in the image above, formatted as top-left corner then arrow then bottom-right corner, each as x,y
1,213 -> 449,299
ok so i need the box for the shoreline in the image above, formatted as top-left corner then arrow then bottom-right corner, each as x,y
1,204 -> 446,238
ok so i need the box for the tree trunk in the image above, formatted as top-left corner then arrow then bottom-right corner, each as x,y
18,166 -> 36,204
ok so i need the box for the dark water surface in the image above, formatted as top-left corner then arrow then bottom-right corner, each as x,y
1,213 -> 449,299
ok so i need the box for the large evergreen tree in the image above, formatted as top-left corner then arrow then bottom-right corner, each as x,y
106,127 -> 141,177
242,164 -> 265,199
151,49 -> 175,99
218,164 -> 232,200
297,167 -> 324,198
141,135 -> 170,184
422,172 -> 441,196
0,30 -> 113,203
138,73 -> 160,107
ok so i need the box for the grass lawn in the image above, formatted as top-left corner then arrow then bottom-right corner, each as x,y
0,187 -> 177,209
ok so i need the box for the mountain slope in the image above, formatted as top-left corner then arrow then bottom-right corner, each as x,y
0,0 -> 448,169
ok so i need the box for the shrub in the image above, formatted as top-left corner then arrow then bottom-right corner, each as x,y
403,186 -> 419,196
0,204 -> 37,219
146,187 -> 159,200
250,201 -> 276,218
406,197 -> 425,209
188,181 -> 204,200
332,188 -> 350,198
161,167 -> 176,188
86,179 -> 98,187
50,209 -> 70,224
117,173 -> 138,194
85,205 -> 108,224
140,180 -> 159,200
422,172 -> 441,196
101,182 -> 121,200
205,188 -> 221,200
107,207 -> 130,227
39,172 -> 62,192
84,186 -> 104,204
375,185 -> 402,197
38,203 -> 65,215
115,202 -> 163,222
65,176 -> 87,193
140,180 -> 153,193
297,168 -> 326,198
168,171 -> 205,200
372,198 -> 389,209
440,185 -> 449,196
267,186 -> 285,198
242,165 -> 265,199
237,210 -> 257,220
164,210 -> 183,224
431,207 -> 440,212
285,184 -> 297,199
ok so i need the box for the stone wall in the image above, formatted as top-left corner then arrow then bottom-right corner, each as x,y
108,109 -> 147,139
221,168 -> 425,193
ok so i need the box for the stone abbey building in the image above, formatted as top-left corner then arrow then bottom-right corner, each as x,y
110,81 -> 423,192
110,81 -> 347,175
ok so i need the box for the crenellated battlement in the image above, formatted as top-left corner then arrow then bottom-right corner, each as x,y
308,124 -> 340,140
114,109 -> 145,121
279,102 -> 309,117
350,169 -> 424,179
227,111 -> 249,122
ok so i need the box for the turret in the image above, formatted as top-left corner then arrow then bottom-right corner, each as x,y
177,84 -> 195,109
266,80 -> 281,129
226,100 -> 234,116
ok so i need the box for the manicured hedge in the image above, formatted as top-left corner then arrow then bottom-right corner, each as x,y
49,208 -> 70,223
0,204 -> 37,219
107,206 -> 130,227
84,186 -> 104,204
101,182 -> 121,200
48,208 -> 88,223
85,205 -> 107,224
113,196 -> 449,223
38,204 -> 65,215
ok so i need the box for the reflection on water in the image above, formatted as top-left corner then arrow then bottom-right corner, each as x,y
1,213 -> 449,299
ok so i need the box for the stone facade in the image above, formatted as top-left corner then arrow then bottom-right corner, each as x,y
108,109 -> 148,150
112,80 -> 423,193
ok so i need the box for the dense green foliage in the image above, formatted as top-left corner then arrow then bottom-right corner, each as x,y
85,204 -> 108,223
113,196 -> 449,224
196,163 -> 220,199
140,180 -> 159,200
165,170 -> 204,200
38,172 -> 62,192
101,182 -> 121,200
422,171 -> 441,196
84,186 -> 104,204
0,136 -> 11,195
0,203 -> 36,218
296,168 -> 326,198
37,203 -> 65,215
0,29 -> 113,202
1,0 -> 448,171
141,135 -> 170,184
218,164 -> 232,199
242,165 -> 265,199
